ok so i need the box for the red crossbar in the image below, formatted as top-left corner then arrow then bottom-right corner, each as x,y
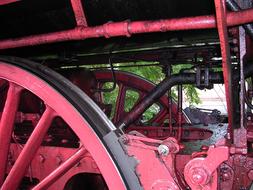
0,8 -> 252,50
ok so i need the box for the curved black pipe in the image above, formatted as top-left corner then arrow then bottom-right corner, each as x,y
117,72 -> 223,128
117,62 -> 253,129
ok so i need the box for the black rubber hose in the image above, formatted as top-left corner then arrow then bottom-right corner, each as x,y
117,72 -> 223,128
226,0 -> 253,39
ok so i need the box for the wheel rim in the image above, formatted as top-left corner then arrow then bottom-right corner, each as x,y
0,57 -> 138,190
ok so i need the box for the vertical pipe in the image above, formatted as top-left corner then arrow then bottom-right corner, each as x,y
233,26 -> 248,149
165,64 -> 173,135
177,85 -> 183,140
214,0 -> 234,139
239,26 -> 246,129
70,0 -> 88,27
169,92 -> 173,135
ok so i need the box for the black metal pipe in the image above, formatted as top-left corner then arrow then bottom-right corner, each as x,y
167,66 -> 173,135
226,0 -> 253,39
177,84 -> 183,140
117,72 -> 223,128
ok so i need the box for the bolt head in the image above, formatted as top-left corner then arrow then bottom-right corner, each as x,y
222,172 -> 230,181
39,155 -> 45,163
248,170 -> 253,180
189,167 -> 209,185
192,173 -> 204,184
158,144 -> 169,156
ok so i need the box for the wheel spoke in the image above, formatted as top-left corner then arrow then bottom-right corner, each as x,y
33,147 -> 87,190
0,82 -> 22,185
1,106 -> 56,190
113,84 -> 125,123
0,61 -> 132,190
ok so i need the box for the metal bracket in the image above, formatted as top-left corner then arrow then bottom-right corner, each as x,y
184,146 -> 229,190
196,67 -> 213,89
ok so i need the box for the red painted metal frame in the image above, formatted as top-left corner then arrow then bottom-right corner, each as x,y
214,0 -> 234,138
126,135 -> 181,190
0,0 -> 19,6
184,146 -> 229,189
126,126 -> 212,141
70,0 -> 88,27
0,8 -> 253,50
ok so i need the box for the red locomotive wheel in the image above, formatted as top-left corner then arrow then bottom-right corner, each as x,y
0,57 -> 141,190
94,70 -> 188,126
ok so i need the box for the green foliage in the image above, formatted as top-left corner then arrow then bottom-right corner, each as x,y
183,85 -> 201,104
120,62 -> 201,105
172,64 -> 193,74
124,89 -> 140,112
102,82 -> 119,119
142,103 -> 161,123
119,62 -> 164,84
